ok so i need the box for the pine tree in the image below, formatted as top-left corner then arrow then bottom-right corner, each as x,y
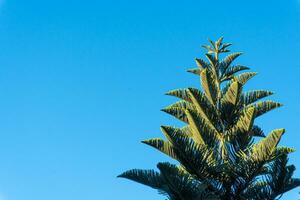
118,38 -> 300,199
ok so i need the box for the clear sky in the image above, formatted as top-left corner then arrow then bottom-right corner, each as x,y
0,0 -> 299,199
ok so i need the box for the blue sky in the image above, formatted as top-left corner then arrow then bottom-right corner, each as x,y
0,0 -> 299,199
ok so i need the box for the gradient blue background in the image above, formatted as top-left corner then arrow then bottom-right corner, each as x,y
0,0 -> 299,199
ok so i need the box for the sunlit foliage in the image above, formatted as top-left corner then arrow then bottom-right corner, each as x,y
118,38 -> 300,200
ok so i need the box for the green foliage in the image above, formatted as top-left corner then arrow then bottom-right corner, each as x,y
118,38 -> 300,199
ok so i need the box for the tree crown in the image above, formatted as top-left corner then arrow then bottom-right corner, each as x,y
118,38 -> 300,200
